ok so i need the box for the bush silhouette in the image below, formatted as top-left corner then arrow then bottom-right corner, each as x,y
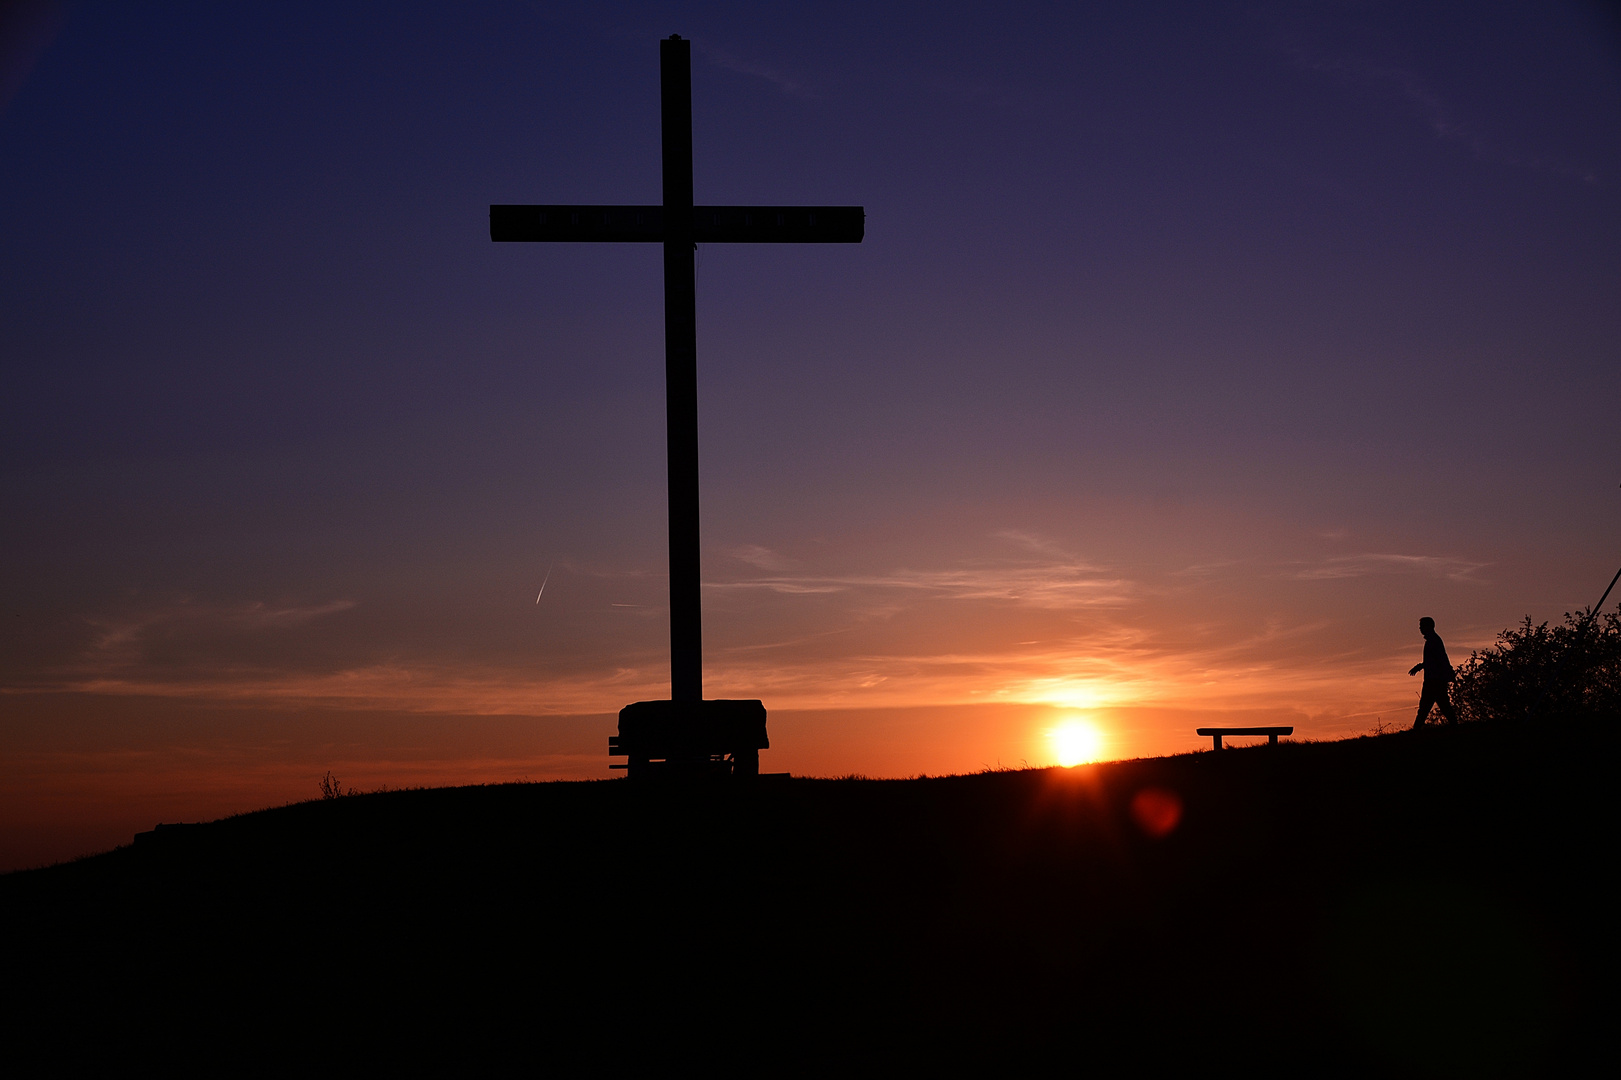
1451,608 -> 1621,723
318,771 -> 348,800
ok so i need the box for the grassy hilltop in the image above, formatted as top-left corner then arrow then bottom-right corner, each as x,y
2,721 -> 1611,1073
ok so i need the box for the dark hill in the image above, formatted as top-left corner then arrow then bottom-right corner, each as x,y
2,723 -> 1611,1073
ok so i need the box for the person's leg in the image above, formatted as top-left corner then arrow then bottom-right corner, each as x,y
1414,686 -> 1437,729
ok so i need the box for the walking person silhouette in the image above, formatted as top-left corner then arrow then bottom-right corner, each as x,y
1408,616 -> 1459,728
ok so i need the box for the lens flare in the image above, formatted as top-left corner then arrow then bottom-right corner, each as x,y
1130,787 -> 1183,838
1049,718 -> 1102,767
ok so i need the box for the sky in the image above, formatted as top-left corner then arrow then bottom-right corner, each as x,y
3,1 -> 1619,869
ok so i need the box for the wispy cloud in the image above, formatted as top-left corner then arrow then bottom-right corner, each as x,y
1173,559 -> 1240,578
1284,45 -> 1599,184
86,599 -> 357,660
726,544 -> 798,572
693,39 -> 817,99
1290,553 -> 1488,582
708,549 -> 1131,609
55,661 -> 658,716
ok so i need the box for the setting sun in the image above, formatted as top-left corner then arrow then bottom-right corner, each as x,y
1049,718 -> 1103,767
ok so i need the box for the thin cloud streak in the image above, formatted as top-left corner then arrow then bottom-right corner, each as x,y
708,568 -> 1132,606
726,544 -> 799,572
44,662 -> 664,716
709,538 -> 1132,609
85,599 -> 358,659
1291,553 -> 1489,582
693,39 -> 817,99
1283,43 -> 1600,183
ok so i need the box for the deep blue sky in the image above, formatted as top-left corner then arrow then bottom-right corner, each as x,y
3,1 -> 1620,805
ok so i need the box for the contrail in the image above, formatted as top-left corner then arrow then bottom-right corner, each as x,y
535,563 -> 553,604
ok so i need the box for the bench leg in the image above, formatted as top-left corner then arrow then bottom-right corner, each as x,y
1268,733 -> 1278,746
1212,734 -> 1222,751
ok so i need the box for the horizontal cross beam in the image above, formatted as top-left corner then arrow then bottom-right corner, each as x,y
490,204 -> 864,244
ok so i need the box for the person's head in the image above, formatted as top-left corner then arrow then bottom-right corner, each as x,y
1419,616 -> 1435,636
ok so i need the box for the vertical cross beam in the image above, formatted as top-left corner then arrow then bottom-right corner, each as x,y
660,37 -> 702,704
488,37 -> 862,775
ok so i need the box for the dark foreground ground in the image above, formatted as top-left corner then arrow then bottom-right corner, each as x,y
2,722 -> 1612,1074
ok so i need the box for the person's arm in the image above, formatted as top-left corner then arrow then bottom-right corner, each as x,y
1409,663 -> 1423,676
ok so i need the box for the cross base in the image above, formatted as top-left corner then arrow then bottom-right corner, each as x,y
609,699 -> 769,779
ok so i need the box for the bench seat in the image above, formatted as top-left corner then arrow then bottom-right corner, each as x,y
1195,726 -> 1293,750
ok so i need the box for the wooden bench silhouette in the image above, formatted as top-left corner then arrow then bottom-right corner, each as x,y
1196,726 -> 1293,750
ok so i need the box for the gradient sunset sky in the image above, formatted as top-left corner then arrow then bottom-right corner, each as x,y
3,1 -> 1619,869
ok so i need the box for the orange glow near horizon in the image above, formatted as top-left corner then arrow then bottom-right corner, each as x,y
1048,716 -> 1104,767
2,690 -> 1389,872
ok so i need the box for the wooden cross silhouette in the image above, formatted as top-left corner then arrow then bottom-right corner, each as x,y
490,35 -> 863,776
